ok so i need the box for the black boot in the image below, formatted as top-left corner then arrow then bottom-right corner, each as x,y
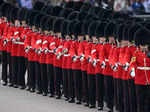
36,90 -> 42,94
65,97 -> 69,101
26,86 -> 31,91
30,88 -> 35,93
2,82 -> 7,86
8,83 -> 13,87
68,98 -> 75,103
76,100 -> 81,104
56,95 -> 61,99
43,92 -> 47,96
49,94 -> 54,97
13,84 -> 18,88
84,103 -> 89,107
97,106 -> 103,111
20,86 -> 26,90
89,104 -> 95,109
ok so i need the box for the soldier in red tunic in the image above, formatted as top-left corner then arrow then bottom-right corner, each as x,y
0,3 -> 10,86
24,11 -> 39,92
45,17 -> 56,97
67,20 -> 77,103
80,20 -> 92,107
61,20 -> 71,101
16,8 -> 29,89
130,27 -> 150,112
38,16 -> 50,96
52,18 -> 64,99
126,23 -> 141,112
102,21 -> 116,112
70,21 -> 84,104
10,7 -> 24,88
87,21 -> 99,108
94,21 -> 107,111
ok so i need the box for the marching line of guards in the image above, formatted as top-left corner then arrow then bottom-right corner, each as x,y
0,1 -> 150,112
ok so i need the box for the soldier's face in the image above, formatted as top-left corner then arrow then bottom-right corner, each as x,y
56,32 -> 61,38
65,35 -> 71,40
78,35 -> 84,41
99,37 -> 106,42
44,30 -> 49,35
32,26 -> 36,31
49,31 -> 53,35
15,20 -> 20,27
109,36 -> 115,43
85,35 -> 91,41
3,17 -> 7,22
121,40 -> 129,47
38,28 -> 42,33
92,36 -> 98,43
21,21 -> 26,27
140,45 -> 148,52
71,35 -> 75,40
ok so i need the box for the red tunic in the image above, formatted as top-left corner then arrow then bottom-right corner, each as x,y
11,26 -> 22,57
95,44 -> 103,74
84,42 -> 92,72
130,49 -> 150,85
45,36 -> 54,65
25,32 -> 36,61
102,43 -> 115,76
62,40 -> 72,69
118,46 -> 129,80
112,47 -> 120,79
69,41 -> 81,70
6,25 -> 14,53
87,43 -> 96,75
53,38 -> 64,67
0,22 -> 8,51
39,35 -> 48,64
16,27 -> 25,57
32,32 -> 41,62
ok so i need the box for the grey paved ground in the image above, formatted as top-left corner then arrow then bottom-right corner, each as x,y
0,65 -> 114,112
0,85 -> 112,112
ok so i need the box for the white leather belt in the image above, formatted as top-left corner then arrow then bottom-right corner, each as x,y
97,59 -> 100,62
48,50 -> 53,53
72,56 -> 80,59
64,54 -> 70,57
137,67 -> 150,70
105,59 -> 109,62
14,42 -> 24,45
76,56 -> 80,58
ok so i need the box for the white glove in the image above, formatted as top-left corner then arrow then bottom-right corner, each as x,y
56,52 -> 62,59
113,63 -> 118,71
101,61 -> 106,69
11,38 -> 15,43
72,56 -> 77,62
130,68 -> 135,77
16,37 -> 20,41
25,47 -> 30,53
92,59 -> 97,67
37,48 -> 42,54
63,48 -> 68,53
123,63 -> 129,71
80,54 -> 85,62
44,48 -> 49,54
53,48 -> 57,54
3,40 -> 8,46
87,57 -> 91,63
